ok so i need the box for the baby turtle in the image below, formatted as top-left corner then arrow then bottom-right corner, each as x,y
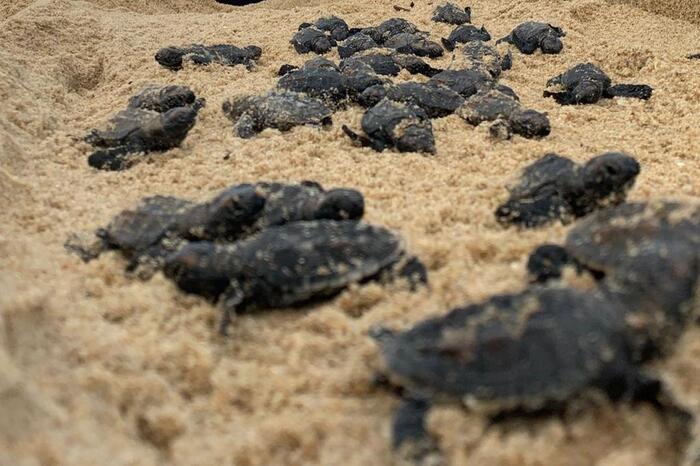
65,181 -> 365,277
163,220 -> 428,334
383,32 -> 444,58
222,91 -> 332,138
495,152 -> 640,228
372,285 -> 670,465
432,3 -> 471,25
155,44 -> 261,71
86,86 -> 202,171
277,59 -> 349,107
544,63 -> 653,105
441,24 -> 491,51
360,18 -> 420,45
458,89 -> 550,139
527,201 -> 700,359
428,68 -> 517,100
338,33 -> 380,59
340,52 -> 442,78
342,99 -> 436,154
459,41 -> 512,78
497,22 -> 566,55
358,82 -> 465,118
299,16 -> 350,42
291,26 -> 336,55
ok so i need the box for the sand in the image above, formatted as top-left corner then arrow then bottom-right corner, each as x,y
1,0 -> 700,464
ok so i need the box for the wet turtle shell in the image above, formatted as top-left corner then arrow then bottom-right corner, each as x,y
544,63 -> 653,105
373,285 -> 632,411
163,220 -> 427,333
497,22 -> 566,55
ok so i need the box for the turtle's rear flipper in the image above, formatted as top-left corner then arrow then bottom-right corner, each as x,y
392,398 -> 443,466
342,124 -> 373,148
606,84 -> 653,100
88,146 -> 135,171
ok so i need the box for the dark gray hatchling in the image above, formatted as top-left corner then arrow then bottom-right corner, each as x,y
497,22 -> 566,55
382,32 -> 444,58
340,52 -> 443,78
277,58 -> 349,107
459,41 -> 512,78
528,201 -> 700,357
298,16 -> 351,42
338,33 -> 380,59
222,91 -> 333,138
544,63 -> 653,105
428,68 -> 517,100
495,152 -> 640,228
65,181 -> 365,278
359,18 -> 420,45
155,44 -> 262,71
342,99 -> 436,154
162,220 -> 428,334
458,89 -> 550,139
441,24 -> 491,51
357,82 -> 465,118
291,26 -> 336,55
85,85 -> 201,171
371,284 -> 682,466
432,3 -> 471,25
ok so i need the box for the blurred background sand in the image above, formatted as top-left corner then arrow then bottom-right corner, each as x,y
1,0 -> 700,464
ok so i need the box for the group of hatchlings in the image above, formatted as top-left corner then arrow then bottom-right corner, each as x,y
70,3 -> 700,464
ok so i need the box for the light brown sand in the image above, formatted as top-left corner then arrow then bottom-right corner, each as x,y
2,0 -> 700,465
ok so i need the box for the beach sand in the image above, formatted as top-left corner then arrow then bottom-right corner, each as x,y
1,0 -> 700,464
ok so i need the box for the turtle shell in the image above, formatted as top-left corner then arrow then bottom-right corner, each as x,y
565,201 -> 700,273
374,286 -> 628,412
165,220 -> 406,308
99,196 -> 194,257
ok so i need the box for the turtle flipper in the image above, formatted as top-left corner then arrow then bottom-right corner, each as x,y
218,281 -> 244,336
605,84 -> 653,100
392,398 -> 443,466
495,33 -> 513,46
64,231 -> 109,262
235,113 -> 258,139
341,124 -> 373,148
87,146 -> 135,171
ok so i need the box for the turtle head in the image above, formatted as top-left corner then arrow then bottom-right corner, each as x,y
162,107 -> 198,137
199,185 -> 266,240
582,152 -> 640,201
540,35 -> 563,54
155,47 -> 184,70
572,79 -> 605,104
315,188 -> 365,221
163,242 -> 232,299
243,45 -> 263,60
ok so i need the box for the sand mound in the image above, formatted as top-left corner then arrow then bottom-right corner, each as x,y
610,0 -> 700,24
2,0 -> 700,465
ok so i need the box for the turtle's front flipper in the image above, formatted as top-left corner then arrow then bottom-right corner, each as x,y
341,124 -> 373,148
87,146 -> 135,171
218,281 -> 244,336
392,398 -> 443,466
64,231 -> 109,262
543,90 -> 576,105
495,33 -> 513,46
605,84 -> 653,100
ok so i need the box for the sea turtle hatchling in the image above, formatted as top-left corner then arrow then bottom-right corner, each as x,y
544,63 -> 653,105
342,99 -> 436,154
497,22 -> 566,55
432,3 -> 472,25
459,41 -> 512,78
441,24 -> 491,51
298,16 -> 351,42
291,26 -> 337,55
495,152 -> 640,227
338,33 -> 380,59
382,32 -> 444,58
371,285 -> 682,465
163,220 -> 428,334
155,44 -> 262,71
359,18 -> 420,45
427,68 -> 517,100
458,89 -> 551,139
65,181 -> 365,277
527,202 -> 700,351
340,52 -> 443,78
85,85 -> 202,171
357,82 -> 465,118
222,91 -> 333,138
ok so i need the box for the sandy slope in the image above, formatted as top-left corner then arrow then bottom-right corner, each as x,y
1,0 -> 700,465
